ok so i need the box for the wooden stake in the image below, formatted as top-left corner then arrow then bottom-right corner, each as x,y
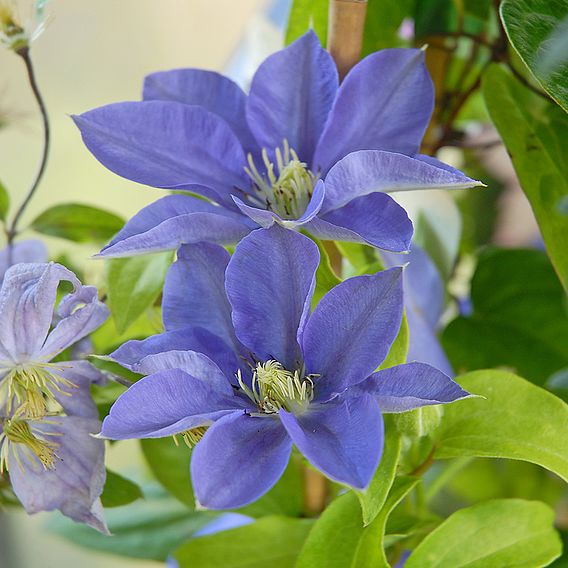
327,0 -> 368,80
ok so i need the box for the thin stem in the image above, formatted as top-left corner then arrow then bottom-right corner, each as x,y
6,46 -> 50,248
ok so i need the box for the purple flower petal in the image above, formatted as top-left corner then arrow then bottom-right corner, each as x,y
98,195 -> 252,257
306,191 -> 412,252
322,150 -> 482,212
225,226 -> 319,369
191,412 -> 292,509
357,362 -> 471,412
73,101 -> 249,200
279,393 -> 383,489
246,31 -> 338,164
101,369 -> 240,440
111,327 -> 242,380
8,416 -> 108,533
143,69 -> 257,154
232,179 -> 325,229
313,49 -> 434,174
302,267 -> 403,400
0,263 -> 106,362
163,243 -> 243,357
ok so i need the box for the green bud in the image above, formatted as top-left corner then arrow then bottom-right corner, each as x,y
393,405 -> 444,438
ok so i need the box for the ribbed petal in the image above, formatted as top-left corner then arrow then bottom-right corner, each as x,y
356,363 -> 471,412
98,195 -> 252,257
302,267 -> 403,400
322,150 -> 482,212
73,101 -> 249,202
143,68 -> 257,154
279,393 -> 383,489
191,412 -> 292,509
313,49 -> 434,174
246,31 -> 338,164
306,191 -> 412,252
225,226 -> 319,369
101,369 -> 241,440
8,416 -> 108,534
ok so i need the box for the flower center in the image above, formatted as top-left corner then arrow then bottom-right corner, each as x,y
0,418 -> 59,472
0,363 -> 75,420
244,140 -> 318,220
174,426 -> 208,449
237,360 -> 315,414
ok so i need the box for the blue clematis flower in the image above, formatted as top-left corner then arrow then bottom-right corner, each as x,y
73,32 -> 482,258
100,226 -> 470,509
0,262 -> 109,532
0,239 -> 47,284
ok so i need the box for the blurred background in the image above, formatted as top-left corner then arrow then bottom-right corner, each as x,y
0,0 -> 548,566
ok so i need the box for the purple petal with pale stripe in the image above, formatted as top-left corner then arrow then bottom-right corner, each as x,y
279,393 -> 383,489
191,412 -> 292,509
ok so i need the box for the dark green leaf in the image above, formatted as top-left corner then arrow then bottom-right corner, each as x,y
106,252 -> 172,334
141,437 -> 194,508
405,499 -> 562,567
436,370 -> 568,482
442,248 -> 568,385
174,516 -> 313,568
0,181 -> 9,221
501,0 -> 568,112
482,64 -> 568,290
30,203 -> 124,243
297,477 -> 417,567
363,0 -> 414,54
285,0 -> 328,46
101,469 -> 143,508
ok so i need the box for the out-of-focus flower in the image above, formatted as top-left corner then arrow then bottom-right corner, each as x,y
0,0 -> 49,51
100,226 -> 470,509
0,239 -> 47,284
0,262 -> 109,532
74,31 -> 481,258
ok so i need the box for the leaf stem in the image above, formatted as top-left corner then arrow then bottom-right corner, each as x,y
6,46 -> 50,256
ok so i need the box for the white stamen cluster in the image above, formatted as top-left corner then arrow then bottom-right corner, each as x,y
237,360 -> 315,414
0,0 -> 49,51
244,140 -> 318,220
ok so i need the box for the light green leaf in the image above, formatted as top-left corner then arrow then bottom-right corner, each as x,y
30,203 -> 124,243
141,437 -> 194,508
442,248 -> 568,385
436,370 -> 568,482
297,477 -> 417,568
0,181 -> 9,221
51,488 -> 215,560
174,516 -> 313,568
336,242 -> 380,276
100,469 -> 143,508
311,238 -> 341,307
356,427 -> 401,525
379,314 -> 409,370
106,252 -> 172,334
482,64 -> 568,291
285,0 -> 328,46
405,499 -> 562,567
501,0 -> 568,112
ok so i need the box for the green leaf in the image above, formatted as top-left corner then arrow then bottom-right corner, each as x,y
30,203 -> 124,243
106,252 -> 172,334
100,469 -> 143,508
285,0 -> 328,46
482,64 -> 568,291
0,181 -> 9,221
174,516 -> 313,568
356,427 -> 402,525
442,248 -> 568,385
363,0 -> 414,55
297,477 -> 418,568
51,488 -> 215,560
405,499 -> 562,567
311,238 -> 341,307
500,0 -> 568,112
141,437 -> 194,508
436,370 -> 568,482
379,314 -> 409,370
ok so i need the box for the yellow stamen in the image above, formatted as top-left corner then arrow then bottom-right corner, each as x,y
173,426 -> 208,449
